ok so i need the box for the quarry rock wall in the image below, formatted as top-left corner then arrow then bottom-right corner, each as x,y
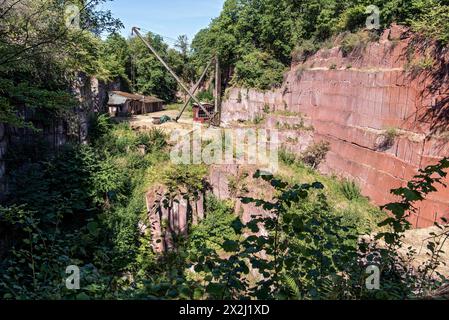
0,74 -> 109,199
221,25 -> 449,228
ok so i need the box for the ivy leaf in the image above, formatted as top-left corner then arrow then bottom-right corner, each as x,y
194,264 -> 204,273
384,233 -> 396,245
231,219 -> 244,233
222,240 -> 239,252
312,182 -> 325,190
246,220 -> 260,233
378,217 -> 396,227
292,217 -> 305,233
402,189 -> 423,201
241,197 -> 254,204
383,203 -> 407,216
87,222 -> 99,236
76,292 -> 91,300
206,283 -> 225,297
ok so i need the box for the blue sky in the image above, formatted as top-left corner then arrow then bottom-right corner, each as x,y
101,0 -> 225,44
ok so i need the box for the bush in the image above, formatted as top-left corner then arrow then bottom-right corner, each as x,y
252,113 -> 266,125
300,141 -> 330,169
340,179 -> 362,201
159,164 -> 208,195
377,127 -> 400,151
188,196 -> 236,257
336,5 -> 369,33
384,127 -> 399,140
411,2 -> 449,44
196,90 -> 214,103
406,56 -> 435,75
279,147 -> 297,166
89,113 -> 113,142
340,31 -> 376,57
292,39 -> 319,62
263,104 -> 271,114
138,128 -> 168,153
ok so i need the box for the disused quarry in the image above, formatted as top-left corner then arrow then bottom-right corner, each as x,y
121,25 -> 449,285
2,0 -> 449,299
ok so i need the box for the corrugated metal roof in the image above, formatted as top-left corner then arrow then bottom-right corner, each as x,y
108,91 -> 163,105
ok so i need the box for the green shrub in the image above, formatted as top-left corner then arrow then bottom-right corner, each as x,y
263,104 -> 271,114
411,3 -> 449,44
340,31 -> 376,57
138,128 -> 168,153
377,127 -> 400,151
253,113 -> 266,125
158,164 -> 208,195
336,5 -> 369,33
292,39 -> 319,62
406,56 -> 435,75
89,113 -> 113,142
340,179 -> 362,201
196,90 -> 214,103
384,127 -> 399,140
188,196 -> 236,257
300,141 -> 331,169
279,147 -> 297,166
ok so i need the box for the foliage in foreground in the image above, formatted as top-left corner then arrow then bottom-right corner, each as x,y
1,116 -> 448,300
183,160 -> 449,300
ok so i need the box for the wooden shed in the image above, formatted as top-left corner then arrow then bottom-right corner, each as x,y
108,91 -> 164,117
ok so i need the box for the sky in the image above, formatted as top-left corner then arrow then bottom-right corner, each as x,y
101,0 -> 225,45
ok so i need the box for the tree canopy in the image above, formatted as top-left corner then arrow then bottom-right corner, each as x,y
0,0 -> 122,129
190,0 -> 449,90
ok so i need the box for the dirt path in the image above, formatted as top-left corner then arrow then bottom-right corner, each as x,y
127,109 -> 197,133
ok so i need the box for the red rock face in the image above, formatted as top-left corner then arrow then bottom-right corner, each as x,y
222,25 -> 449,228
145,185 -> 206,254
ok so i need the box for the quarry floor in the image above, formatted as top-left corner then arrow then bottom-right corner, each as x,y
126,109 -> 196,132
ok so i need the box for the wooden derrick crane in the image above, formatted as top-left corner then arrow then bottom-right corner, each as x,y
132,27 -> 221,126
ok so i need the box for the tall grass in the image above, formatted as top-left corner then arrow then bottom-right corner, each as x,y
340,179 -> 362,201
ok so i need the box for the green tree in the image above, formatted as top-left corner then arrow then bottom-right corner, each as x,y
98,33 -> 131,85
128,33 -> 178,102
0,0 -> 122,129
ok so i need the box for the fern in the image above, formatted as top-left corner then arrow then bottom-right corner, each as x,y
283,275 -> 301,299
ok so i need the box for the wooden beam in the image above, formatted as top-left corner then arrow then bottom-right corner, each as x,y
214,55 -> 222,123
176,57 -> 214,122
132,27 -> 213,120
